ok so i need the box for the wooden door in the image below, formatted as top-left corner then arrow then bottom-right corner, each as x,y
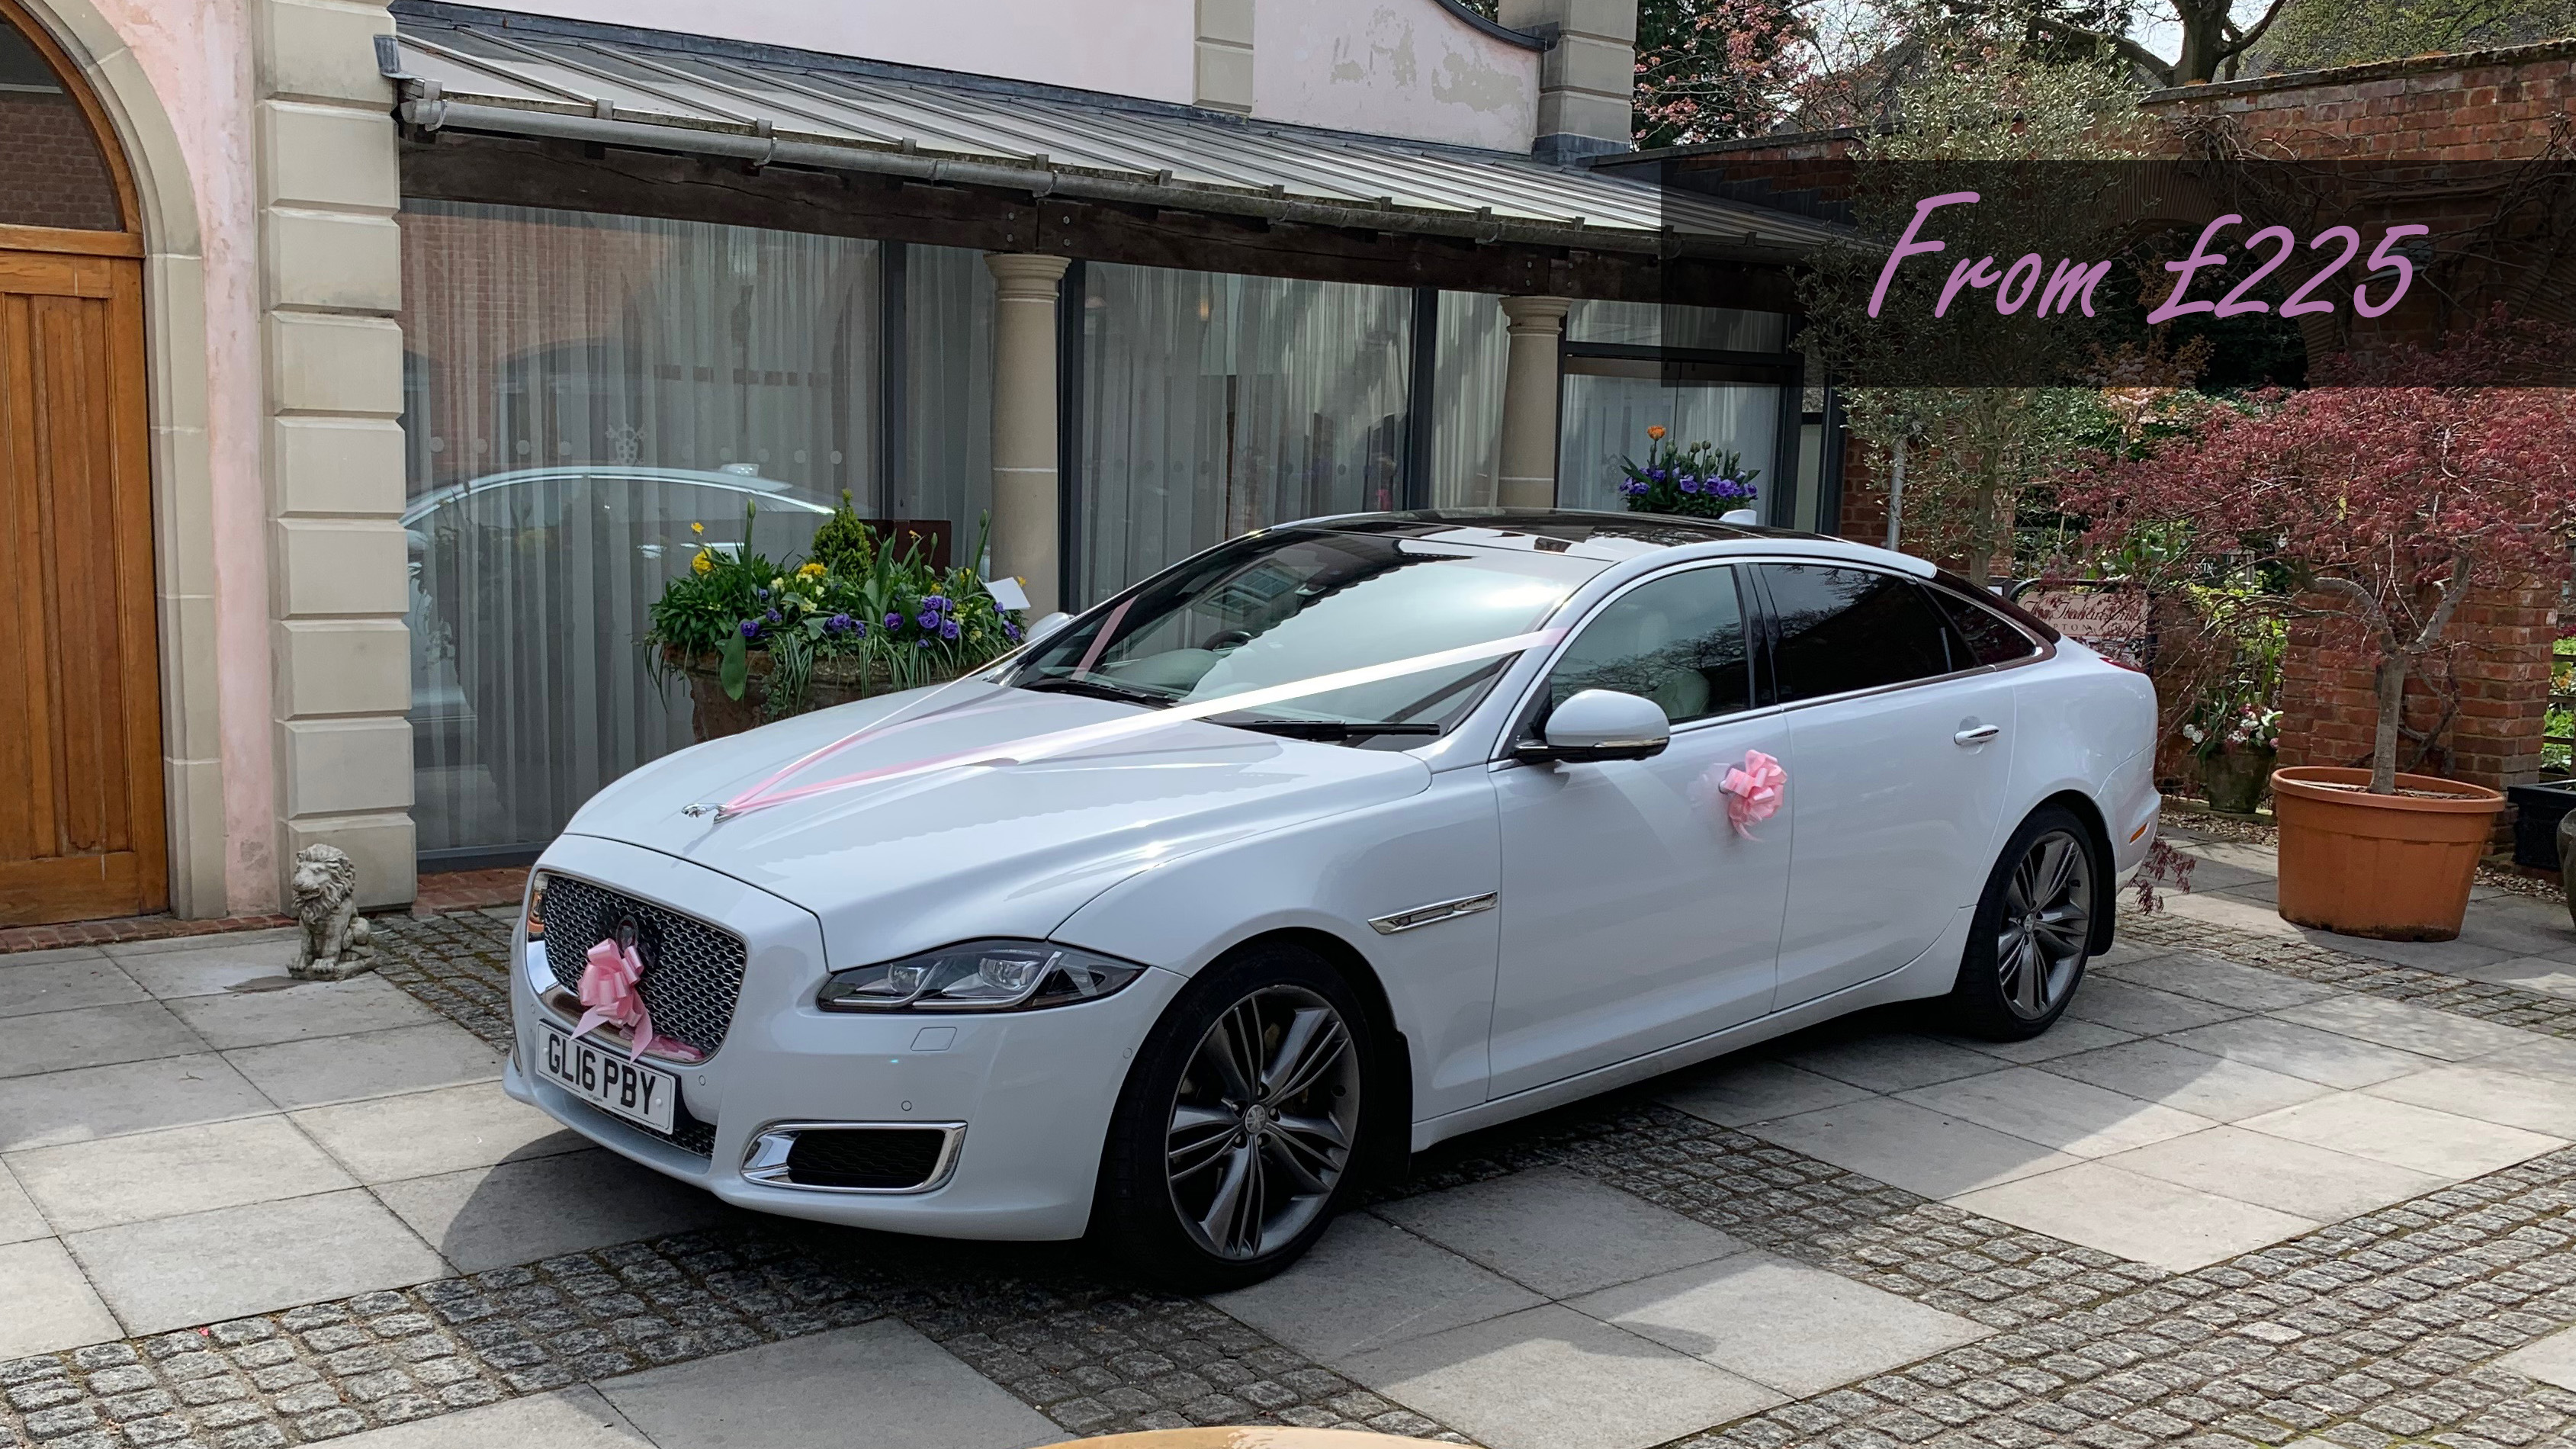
0,242 -> 164,925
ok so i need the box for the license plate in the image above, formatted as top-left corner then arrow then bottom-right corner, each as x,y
538,1023 -> 679,1133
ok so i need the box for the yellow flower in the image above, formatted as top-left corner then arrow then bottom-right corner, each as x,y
690,522 -> 705,535
691,550 -> 713,575
798,561 -> 826,578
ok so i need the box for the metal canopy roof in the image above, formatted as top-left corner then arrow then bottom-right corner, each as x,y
380,19 -> 1842,262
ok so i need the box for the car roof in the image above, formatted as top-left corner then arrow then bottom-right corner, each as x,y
1296,508 -> 1936,577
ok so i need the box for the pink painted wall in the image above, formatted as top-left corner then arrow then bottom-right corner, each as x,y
68,0 -> 275,912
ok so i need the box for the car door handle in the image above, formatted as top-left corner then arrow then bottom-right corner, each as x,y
1953,724 -> 2003,747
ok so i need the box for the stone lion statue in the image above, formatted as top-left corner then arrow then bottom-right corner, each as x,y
291,844 -> 376,980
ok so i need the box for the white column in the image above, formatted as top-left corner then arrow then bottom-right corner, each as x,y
1495,295 -> 1572,510
984,252 -> 1071,615
256,0 -> 416,909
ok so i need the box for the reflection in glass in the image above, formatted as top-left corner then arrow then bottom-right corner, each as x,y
1547,567 -> 1752,724
1078,265 -> 1412,605
1557,361 -> 1781,513
1565,300 -> 1786,351
397,201 -> 878,858
0,15 -> 119,230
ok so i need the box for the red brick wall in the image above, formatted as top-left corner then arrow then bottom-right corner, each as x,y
0,91 -> 120,231
2137,38 -> 2576,162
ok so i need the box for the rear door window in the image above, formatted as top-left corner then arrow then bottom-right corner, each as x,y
1760,564 -> 1962,703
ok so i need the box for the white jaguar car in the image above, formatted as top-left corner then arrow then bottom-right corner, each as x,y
505,509 -> 2159,1287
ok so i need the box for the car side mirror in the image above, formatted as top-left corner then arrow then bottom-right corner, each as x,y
1020,611 -> 1074,648
1520,689 -> 1671,764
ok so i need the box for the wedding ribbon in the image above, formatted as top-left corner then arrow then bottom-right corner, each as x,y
575,938 -> 702,1063
1696,749 -> 1787,839
708,627 -> 1569,821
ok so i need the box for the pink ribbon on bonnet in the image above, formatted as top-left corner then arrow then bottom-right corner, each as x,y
576,938 -> 702,1063
1711,749 -> 1787,838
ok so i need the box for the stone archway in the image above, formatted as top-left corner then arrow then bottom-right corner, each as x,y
3,0 -> 225,920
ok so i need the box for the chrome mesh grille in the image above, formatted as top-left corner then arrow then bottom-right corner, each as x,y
540,875 -> 748,1060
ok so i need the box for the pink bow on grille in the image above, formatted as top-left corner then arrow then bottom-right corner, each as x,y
1713,750 -> 1787,839
576,938 -> 701,1063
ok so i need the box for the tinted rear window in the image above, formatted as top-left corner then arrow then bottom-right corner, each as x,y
1762,564 -> 1961,702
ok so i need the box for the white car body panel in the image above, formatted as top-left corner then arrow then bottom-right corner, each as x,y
507,513 -> 2160,1240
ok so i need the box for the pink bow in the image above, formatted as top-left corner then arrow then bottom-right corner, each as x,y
576,938 -> 702,1062
1713,750 -> 1787,838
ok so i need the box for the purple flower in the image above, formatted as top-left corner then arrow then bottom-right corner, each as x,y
942,619 -> 962,641
884,611 -> 904,631
765,608 -> 782,624
825,612 -> 856,635
1678,477 -> 1701,494
756,587 -> 770,601
915,638 -> 931,649
1004,621 -> 1021,641
739,618 -> 761,640
1620,480 -> 1648,497
1649,467 -> 1669,483
920,593 -> 949,615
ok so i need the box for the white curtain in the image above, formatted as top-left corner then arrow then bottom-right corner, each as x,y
1431,291 -> 1509,509
1077,264 -> 1412,604
1566,299 -> 1787,352
397,201 -> 876,857
1557,362 -> 1781,514
901,243 -> 994,554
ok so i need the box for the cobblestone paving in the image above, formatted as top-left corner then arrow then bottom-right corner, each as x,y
371,911 -> 514,1049
2125,908 -> 2576,1036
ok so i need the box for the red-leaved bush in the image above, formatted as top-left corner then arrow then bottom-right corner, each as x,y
2059,316 -> 2576,795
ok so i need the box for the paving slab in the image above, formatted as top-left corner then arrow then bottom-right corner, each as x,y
6,1113 -> 354,1232
2453,898 -> 2576,959
1897,1066 -> 2215,1158
2163,1016 -> 2440,1088
1945,1160 -> 2319,1273
291,1081 -> 584,1183
324,1387 -> 654,1449
598,1320 -> 1066,1449
111,933 -> 305,999
1373,1166 -> 1747,1298
0,1163 -> 48,1244
165,975 -> 440,1050
2285,928 -> 2514,974
2036,1039 -> 2335,1122
0,1001 -> 204,1078
66,1188 -> 447,1335
2061,979 -> 2250,1036
2240,1092 -> 2567,1178
2102,953 -> 2343,1012
1749,1096 -> 2081,1198
1776,1032 -> 2006,1093
1338,1303 -> 1782,1449
2499,1324 -> 2576,1393
0,1237 -> 124,1357
2100,1124 -> 2444,1221
1942,1018 -> 2136,1063
1654,1057 -> 1873,1127
1572,1248 -> 1991,1396
373,1149 -> 729,1274
2270,994 -> 2541,1062
2452,956 -> 2576,1001
98,927 -> 300,958
226,1020 -> 503,1109
0,954 -> 144,1019
0,1051 -> 274,1151
2362,1064 -> 2576,1137
1212,1212 -> 1545,1363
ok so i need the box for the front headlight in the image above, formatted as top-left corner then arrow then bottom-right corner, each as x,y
524,871 -> 550,941
816,940 -> 1147,1013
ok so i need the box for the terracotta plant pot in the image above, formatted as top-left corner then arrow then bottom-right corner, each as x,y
2198,745 -> 2276,815
2272,766 -> 2506,941
663,648 -> 973,743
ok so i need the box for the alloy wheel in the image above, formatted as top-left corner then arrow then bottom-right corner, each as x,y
1164,985 -> 1363,1261
1996,828 -> 2093,1020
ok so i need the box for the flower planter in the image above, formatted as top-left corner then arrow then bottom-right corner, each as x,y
665,649 -> 972,743
2272,766 -> 2506,941
2506,778 -> 2576,871
2198,745 -> 2276,815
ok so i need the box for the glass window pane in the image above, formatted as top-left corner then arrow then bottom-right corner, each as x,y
1931,587 -> 2040,665
397,201 -> 877,857
1762,564 -> 1959,702
1078,264 -> 1412,606
0,16 -> 119,230
901,243 -> 994,556
1565,300 -> 1784,352
1546,567 -> 1751,725
1557,363 -> 1779,513
1431,291 -> 1508,509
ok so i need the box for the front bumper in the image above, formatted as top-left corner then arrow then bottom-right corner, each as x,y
506,834 -> 1184,1240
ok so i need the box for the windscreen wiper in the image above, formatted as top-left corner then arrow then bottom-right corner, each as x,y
1019,675 -> 1175,708
1213,717 -> 1441,741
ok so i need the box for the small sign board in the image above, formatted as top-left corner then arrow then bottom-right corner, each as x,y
2019,585 -> 2154,671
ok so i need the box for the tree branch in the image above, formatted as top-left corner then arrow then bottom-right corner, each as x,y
2025,12 -> 2177,85
2407,546 -> 2480,654
2308,576 -> 2405,660
2218,0 -> 2298,59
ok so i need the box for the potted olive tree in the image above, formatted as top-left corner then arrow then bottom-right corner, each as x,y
2064,318 -> 2574,940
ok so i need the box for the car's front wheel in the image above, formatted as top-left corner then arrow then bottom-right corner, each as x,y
1096,942 -> 1373,1290
1949,805 -> 2102,1040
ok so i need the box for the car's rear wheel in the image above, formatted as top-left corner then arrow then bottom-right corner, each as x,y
1096,942 -> 1373,1290
1949,805 -> 2101,1040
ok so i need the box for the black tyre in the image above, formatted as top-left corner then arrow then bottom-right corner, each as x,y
1095,941 -> 1374,1291
1948,805 -> 2103,1041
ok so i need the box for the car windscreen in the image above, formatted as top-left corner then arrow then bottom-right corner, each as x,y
1007,529 -> 1607,738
